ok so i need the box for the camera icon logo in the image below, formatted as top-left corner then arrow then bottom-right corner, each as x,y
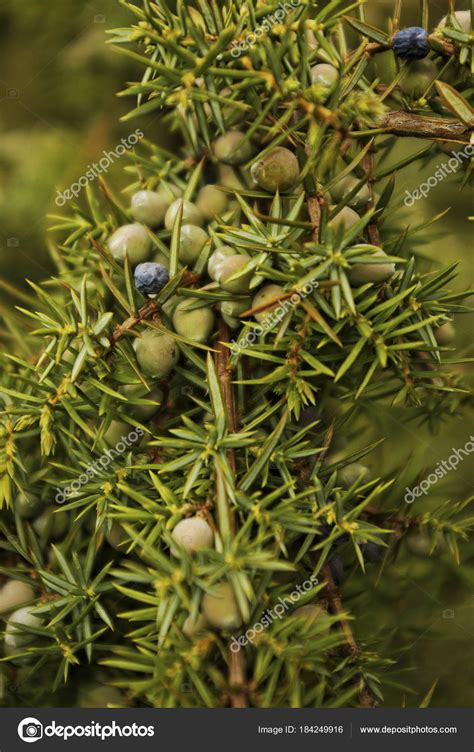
18,717 -> 43,743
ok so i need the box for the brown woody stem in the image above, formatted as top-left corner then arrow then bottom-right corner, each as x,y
214,319 -> 248,708
378,111 -> 471,143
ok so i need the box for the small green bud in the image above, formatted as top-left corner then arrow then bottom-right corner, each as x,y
179,225 -> 209,265
250,147 -> 299,193
108,224 -> 152,265
172,299 -> 215,343
202,582 -> 242,629
131,190 -> 168,227
133,330 -> 179,378
213,130 -> 254,165
164,199 -> 204,231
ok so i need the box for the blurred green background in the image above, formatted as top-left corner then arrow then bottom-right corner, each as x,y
0,0 -> 472,708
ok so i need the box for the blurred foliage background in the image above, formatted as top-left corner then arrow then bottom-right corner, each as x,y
0,0 -> 472,708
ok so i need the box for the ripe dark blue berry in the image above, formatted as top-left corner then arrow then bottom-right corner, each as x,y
134,262 -> 169,295
392,27 -> 430,60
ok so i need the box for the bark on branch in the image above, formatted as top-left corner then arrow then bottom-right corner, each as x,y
378,111 -> 471,143
214,319 -> 248,708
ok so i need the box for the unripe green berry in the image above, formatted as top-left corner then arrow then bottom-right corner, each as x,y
331,174 -> 370,210
201,582 -> 242,629
347,249 -> 395,286
338,462 -> 370,489
221,312 -> 240,329
133,330 -> 179,379
218,255 -> 253,294
251,284 -> 285,323
179,225 -> 209,265
329,206 -> 360,234
292,603 -> 327,628
213,130 -> 254,165
208,246 -> 239,281
108,224 -> 152,265
220,297 -> 251,325
251,147 -> 299,193
119,383 -> 163,420
0,580 -> 35,615
161,294 -> 179,317
33,509 -> 68,541
196,185 -> 229,221
130,190 -> 168,227
310,63 -> 339,87
217,165 -> 245,191
399,59 -> 438,98
434,321 -> 455,345
164,199 -> 204,231
405,532 -> 439,558
182,612 -> 208,638
5,606 -> 43,648
78,683 -> 125,708
439,11 -> 471,33
13,492 -> 43,519
106,521 -> 128,551
103,420 -> 141,447
171,516 -> 214,554
172,299 -> 215,343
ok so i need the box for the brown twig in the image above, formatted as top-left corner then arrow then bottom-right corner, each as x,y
307,194 -> 323,243
362,147 -> 380,247
110,300 -> 160,347
322,565 -> 376,707
214,319 -> 248,708
379,111 -> 471,143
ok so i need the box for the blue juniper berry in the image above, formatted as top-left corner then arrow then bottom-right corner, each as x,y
134,262 -> 169,295
392,27 -> 430,60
